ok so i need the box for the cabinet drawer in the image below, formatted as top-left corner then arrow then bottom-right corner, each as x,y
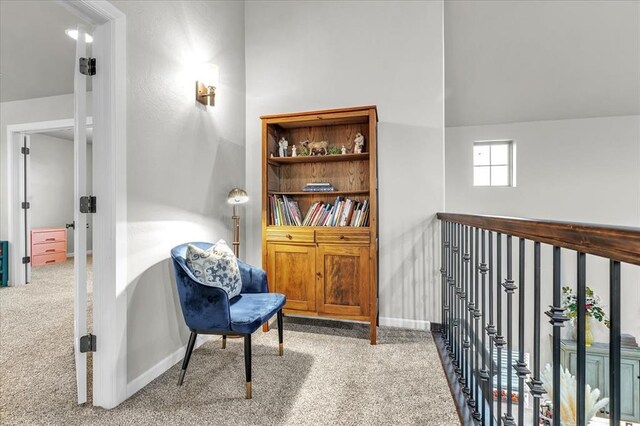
266,228 -> 314,243
32,252 -> 67,266
315,229 -> 370,244
32,241 -> 66,256
32,230 -> 66,244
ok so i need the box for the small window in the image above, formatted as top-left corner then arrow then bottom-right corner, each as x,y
473,140 -> 515,187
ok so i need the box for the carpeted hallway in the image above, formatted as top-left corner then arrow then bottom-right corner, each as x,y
0,259 -> 459,425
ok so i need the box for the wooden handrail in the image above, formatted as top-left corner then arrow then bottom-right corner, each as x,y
436,213 -> 640,266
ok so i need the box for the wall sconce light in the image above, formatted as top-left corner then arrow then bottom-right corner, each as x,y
195,63 -> 219,107
227,188 -> 249,258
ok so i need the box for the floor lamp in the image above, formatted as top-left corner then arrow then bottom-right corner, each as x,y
227,188 -> 249,258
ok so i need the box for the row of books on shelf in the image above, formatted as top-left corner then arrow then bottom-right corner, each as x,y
269,195 -> 304,226
269,195 -> 369,227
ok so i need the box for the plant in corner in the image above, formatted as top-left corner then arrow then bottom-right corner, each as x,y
562,286 -> 610,346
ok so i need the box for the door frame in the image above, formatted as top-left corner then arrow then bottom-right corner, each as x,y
7,118 -> 93,285
5,0 -> 127,409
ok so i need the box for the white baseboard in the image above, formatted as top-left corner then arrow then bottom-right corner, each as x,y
126,335 -> 213,398
66,250 -> 93,258
379,317 -> 431,331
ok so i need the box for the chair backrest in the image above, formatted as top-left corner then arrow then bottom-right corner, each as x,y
171,242 -> 232,332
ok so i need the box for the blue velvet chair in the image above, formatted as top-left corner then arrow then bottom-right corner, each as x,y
171,242 -> 286,399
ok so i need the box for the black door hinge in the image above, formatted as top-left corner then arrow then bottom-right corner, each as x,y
21,202 -> 30,209
80,333 -> 97,353
79,57 -> 96,76
22,256 -> 30,264
21,147 -> 30,155
80,196 -> 96,213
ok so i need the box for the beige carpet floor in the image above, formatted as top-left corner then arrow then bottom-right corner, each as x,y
0,259 -> 459,426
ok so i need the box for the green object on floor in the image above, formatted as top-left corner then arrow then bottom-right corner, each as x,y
0,241 -> 8,287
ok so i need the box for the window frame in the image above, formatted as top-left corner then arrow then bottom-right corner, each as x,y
473,140 -> 515,187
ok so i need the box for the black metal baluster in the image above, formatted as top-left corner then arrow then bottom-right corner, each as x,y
450,223 -> 456,359
441,221 -> 447,342
545,247 -> 568,426
472,227 -> 481,420
465,226 -> 474,405
495,233 -> 505,426
455,224 -> 462,377
527,242 -> 545,424
479,230 -> 490,424
514,238 -> 530,425
577,252 -> 586,426
502,236 -> 516,426
486,232 -> 496,424
451,224 -> 458,367
456,224 -> 464,377
609,260 -> 621,425
463,226 -> 470,397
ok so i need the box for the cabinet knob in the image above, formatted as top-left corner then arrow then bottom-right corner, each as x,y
286,234 -> 292,240
339,235 -> 345,240
316,272 -> 322,278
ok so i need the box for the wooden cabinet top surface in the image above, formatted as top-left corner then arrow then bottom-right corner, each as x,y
560,339 -> 640,358
260,105 -> 377,121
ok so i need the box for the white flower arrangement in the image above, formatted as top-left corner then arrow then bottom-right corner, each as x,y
540,364 -> 609,425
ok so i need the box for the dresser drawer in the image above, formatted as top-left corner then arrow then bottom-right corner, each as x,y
32,229 -> 66,245
266,228 -> 315,243
315,229 -> 370,244
32,241 -> 66,256
32,252 -> 67,266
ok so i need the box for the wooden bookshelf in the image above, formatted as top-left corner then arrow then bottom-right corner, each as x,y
261,105 -> 379,344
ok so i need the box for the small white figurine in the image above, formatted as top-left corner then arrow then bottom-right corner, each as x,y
291,145 -> 297,157
341,145 -> 347,155
353,133 -> 365,154
278,137 -> 289,157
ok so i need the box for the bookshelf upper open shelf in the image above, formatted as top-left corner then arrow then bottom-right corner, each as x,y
268,152 -> 369,166
268,190 -> 369,196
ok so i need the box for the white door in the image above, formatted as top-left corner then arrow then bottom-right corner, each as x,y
73,24 -> 90,405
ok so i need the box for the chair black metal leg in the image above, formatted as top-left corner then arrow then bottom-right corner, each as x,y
244,333 -> 252,399
277,309 -> 284,356
177,331 -> 197,386
222,335 -> 227,349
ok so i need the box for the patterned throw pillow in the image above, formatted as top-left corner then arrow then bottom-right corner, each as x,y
185,240 -> 242,299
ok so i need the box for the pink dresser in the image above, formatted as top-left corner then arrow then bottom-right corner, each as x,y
31,228 -> 67,266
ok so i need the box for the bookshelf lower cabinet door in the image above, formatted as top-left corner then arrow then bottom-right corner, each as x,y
267,243 -> 316,312
316,245 -> 369,317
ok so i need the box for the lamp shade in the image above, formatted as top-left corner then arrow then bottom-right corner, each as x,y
227,188 -> 249,204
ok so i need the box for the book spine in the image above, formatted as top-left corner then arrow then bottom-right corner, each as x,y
303,202 -> 317,226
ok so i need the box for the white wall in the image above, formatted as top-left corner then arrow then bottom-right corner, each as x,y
112,1 -> 246,387
245,0 -> 445,328
29,134 -> 93,255
444,0 -> 640,127
1,93 -> 92,241
445,115 -> 640,362
445,116 -> 640,226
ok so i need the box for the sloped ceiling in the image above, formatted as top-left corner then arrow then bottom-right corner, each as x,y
445,0 -> 640,127
0,1 -> 91,102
